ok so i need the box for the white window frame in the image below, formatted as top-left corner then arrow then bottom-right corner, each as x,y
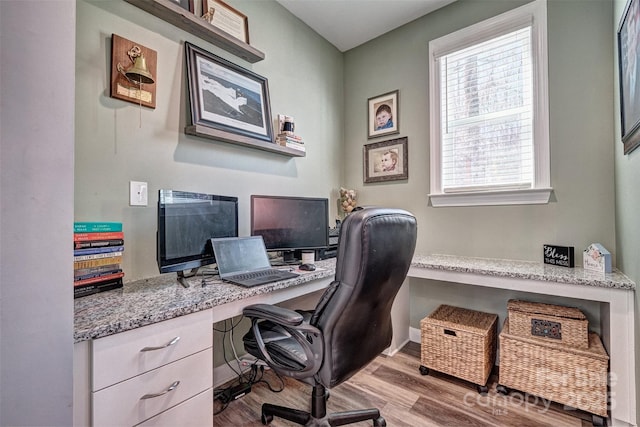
428,0 -> 552,207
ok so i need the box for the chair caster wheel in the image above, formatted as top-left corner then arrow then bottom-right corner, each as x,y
496,385 -> 510,395
261,413 -> 273,425
477,384 -> 489,394
374,416 -> 387,427
419,365 -> 429,375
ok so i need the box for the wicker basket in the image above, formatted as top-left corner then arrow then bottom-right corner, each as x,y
507,299 -> 589,349
420,305 -> 498,387
499,319 -> 609,417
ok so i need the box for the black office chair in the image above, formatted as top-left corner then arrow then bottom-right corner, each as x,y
242,207 -> 417,426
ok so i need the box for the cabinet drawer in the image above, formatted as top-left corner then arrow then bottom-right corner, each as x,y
92,309 -> 212,390
93,348 -> 212,426
137,388 -> 213,427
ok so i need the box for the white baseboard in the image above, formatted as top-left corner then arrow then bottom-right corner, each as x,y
409,326 -> 421,343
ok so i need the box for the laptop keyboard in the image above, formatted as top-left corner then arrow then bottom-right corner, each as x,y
230,269 -> 284,281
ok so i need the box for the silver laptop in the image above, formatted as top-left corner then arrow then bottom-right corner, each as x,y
210,236 -> 299,287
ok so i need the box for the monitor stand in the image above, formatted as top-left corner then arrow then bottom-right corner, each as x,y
282,250 -> 302,265
176,268 -> 199,288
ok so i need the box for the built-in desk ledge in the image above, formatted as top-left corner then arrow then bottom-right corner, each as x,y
411,254 -> 636,290
74,259 -> 336,343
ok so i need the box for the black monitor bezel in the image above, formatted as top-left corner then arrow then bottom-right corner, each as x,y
157,189 -> 238,274
249,194 -> 329,254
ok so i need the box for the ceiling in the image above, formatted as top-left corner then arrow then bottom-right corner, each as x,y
275,0 -> 457,52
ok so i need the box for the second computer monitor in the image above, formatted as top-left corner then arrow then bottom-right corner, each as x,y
250,195 -> 329,262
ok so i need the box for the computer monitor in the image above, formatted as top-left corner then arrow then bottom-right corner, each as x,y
157,189 -> 238,285
250,195 -> 329,263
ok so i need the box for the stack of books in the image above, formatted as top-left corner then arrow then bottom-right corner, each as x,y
275,133 -> 305,152
73,221 -> 124,298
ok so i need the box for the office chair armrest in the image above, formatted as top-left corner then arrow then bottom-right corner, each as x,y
244,304 -> 323,379
243,303 -> 303,326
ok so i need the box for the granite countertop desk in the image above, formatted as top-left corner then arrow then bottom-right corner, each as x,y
74,254 -> 637,425
74,259 -> 337,343
74,255 -> 636,343
411,254 -> 636,290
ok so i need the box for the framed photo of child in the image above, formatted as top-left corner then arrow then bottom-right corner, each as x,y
367,90 -> 399,139
363,137 -> 408,183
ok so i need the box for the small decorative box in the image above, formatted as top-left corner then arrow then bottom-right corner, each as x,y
583,243 -> 612,273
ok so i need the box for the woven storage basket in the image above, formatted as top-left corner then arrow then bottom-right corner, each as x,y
420,305 -> 498,386
499,319 -> 609,417
507,299 -> 589,349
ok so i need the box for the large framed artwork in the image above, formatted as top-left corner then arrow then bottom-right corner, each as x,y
363,137 -> 408,183
618,0 -> 640,154
185,42 -> 273,145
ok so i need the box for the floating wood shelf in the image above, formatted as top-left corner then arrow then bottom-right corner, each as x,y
185,125 -> 306,157
124,0 -> 265,63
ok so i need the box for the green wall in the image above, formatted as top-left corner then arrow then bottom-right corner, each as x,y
343,0 -> 616,329
75,0 -> 344,282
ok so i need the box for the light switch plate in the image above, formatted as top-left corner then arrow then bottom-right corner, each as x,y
130,181 -> 148,206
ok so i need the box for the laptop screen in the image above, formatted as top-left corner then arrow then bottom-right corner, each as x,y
210,236 -> 272,277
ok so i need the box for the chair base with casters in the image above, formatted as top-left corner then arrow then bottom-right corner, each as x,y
259,384 -> 386,427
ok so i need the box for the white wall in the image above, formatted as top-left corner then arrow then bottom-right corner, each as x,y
0,1 -> 75,425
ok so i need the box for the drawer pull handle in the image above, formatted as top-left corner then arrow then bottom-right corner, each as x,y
444,329 -> 457,337
140,336 -> 180,352
140,381 -> 180,400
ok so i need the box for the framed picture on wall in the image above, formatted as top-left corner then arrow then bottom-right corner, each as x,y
368,90 -> 399,139
202,0 -> 249,43
170,0 -> 194,13
185,42 -> 274,145
363,137 -> 408,183
618,0 -> 640,154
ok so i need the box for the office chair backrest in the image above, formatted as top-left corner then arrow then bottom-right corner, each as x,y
311,207 -> 417,388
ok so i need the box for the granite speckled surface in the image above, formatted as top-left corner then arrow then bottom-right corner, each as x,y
75,255 -> 635,343
74,260 -> 336,343
412,254 -> 636,290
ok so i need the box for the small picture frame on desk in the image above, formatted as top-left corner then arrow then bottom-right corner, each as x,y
202,0 -> 249,44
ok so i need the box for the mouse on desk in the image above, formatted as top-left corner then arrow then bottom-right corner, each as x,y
299,263 -> 316,271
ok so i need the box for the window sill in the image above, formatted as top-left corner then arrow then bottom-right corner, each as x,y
429,187 -> 553,207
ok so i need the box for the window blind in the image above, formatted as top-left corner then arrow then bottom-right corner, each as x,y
439,27 -> 533,193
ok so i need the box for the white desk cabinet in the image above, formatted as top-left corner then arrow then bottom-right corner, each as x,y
83,309 -> 213,426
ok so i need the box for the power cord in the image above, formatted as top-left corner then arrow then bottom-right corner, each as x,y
213,317 -> 286,416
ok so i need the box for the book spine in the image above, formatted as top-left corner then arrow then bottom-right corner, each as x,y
74,222 -> 122,233
74,271 -> 124,287
74,279 -> 123,299
74,264 -> 121,279
74,246 -> 124,256
285,142 -> 306,151
74,268 -> 123,282
74,256 -> 123,269
74,239 -> 124,249
74,251 -> 124,261
73,231 -> 124,242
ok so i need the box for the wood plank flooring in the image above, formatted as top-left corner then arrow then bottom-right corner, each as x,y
213,342 -> 596,426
